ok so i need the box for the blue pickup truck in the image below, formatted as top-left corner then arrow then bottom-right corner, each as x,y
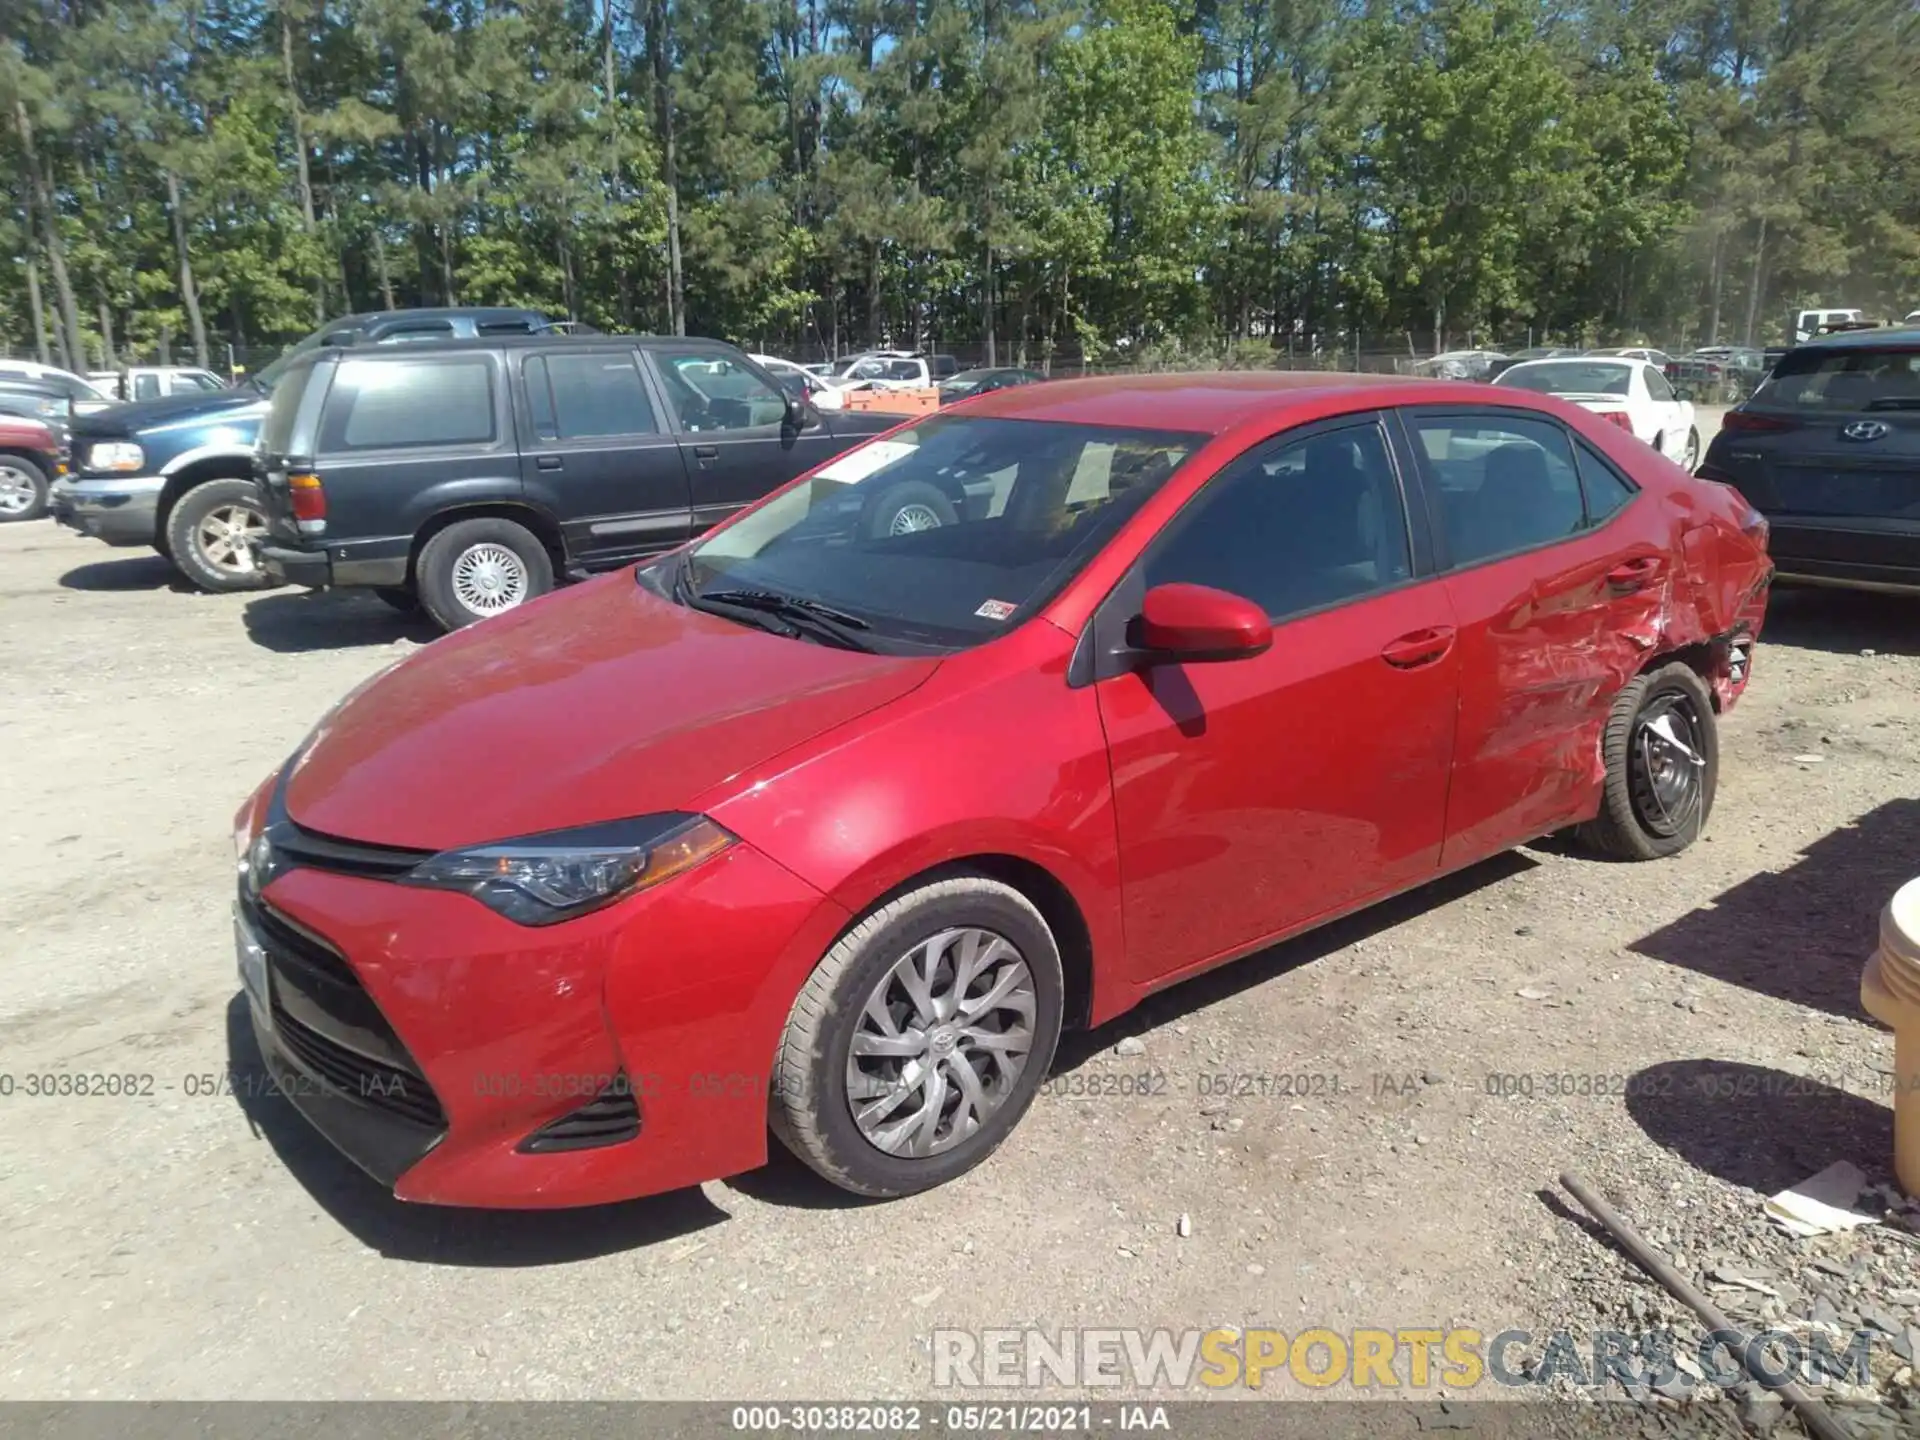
53,308 -> 557,590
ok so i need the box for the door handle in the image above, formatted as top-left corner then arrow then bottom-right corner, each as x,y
535,455 -> 563,471
1381,626 -> 1456,669
1607,556 -> 1663,591
693,444 -> 719,467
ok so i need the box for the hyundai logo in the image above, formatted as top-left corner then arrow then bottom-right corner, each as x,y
1841,420 -> 1890,442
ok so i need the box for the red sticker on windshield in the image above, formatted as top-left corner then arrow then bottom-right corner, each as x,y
974,599 -> 1017,621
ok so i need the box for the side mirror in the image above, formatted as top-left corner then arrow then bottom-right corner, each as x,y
1674,385 -> 1695,403
783,392 -> 813,429
1134,583 -> 1272,663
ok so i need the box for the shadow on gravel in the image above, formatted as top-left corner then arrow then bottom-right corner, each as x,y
1761,583 -> 1920,659
1054,849 -> 1540,1074
1623,1058 -> 1893,1196
223,996 -> 728,1263
243,589 -> 436,652
1627,798 -> 1920,1019
58,554 -> 190,592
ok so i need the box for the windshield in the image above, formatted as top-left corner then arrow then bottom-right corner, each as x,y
1495,362 -> 1632,396
1760,348 -> 1920,410
680,415 -> 1204,651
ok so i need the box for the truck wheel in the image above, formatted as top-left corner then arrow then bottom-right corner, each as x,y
416,517 -> 553,631
166,479 -> 275,592
0,455 -> 50,523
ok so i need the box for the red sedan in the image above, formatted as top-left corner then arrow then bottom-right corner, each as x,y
233,372 -> 1771,1206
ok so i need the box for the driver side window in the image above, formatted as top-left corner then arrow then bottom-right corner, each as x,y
1143,422 -> 1412,623
654,350 -> 787,432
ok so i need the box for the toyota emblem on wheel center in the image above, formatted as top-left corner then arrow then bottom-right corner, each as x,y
1841,420 -> 1891,441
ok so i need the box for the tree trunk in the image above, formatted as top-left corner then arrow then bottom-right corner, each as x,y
1706,226 -> 1724,344
281,4 -> 325,325
649,0 -> 685,336
25,257 -> 51,366
1740,214 -> 1768,350
604,0 -> 629,323
164,170 -> 211,366
97,297 -> 118,369
372,227 -> 396,310
983,239 -> 996,367
13,98 -> 87,371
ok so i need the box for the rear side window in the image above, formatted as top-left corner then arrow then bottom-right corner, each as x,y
260,363 -> 318,455
1574,439 -> 1638,524
1762,349 -> 1920,410
1410,413 -> 1585,566
525,353 -> 658,439
323,358 -> 495,451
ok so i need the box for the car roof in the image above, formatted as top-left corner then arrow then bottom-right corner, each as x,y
285,331 -> 717,369
1795,325 -> 1920,351
954,370 -> 1474,435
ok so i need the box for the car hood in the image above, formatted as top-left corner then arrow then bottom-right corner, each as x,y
283,574 -> 940,852
71,387 -> 263,439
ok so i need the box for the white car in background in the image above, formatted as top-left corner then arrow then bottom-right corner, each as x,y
1493,357 -> 1700,470
1586,345 -> 1678,370
749,354 -> 845,410
0,360 -> 113,414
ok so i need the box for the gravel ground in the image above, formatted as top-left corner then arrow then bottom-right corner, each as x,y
3,459 -> 1919,1427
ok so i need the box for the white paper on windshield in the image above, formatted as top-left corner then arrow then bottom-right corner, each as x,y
814,439 -> 919,485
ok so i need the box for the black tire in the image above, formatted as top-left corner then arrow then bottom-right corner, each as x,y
164,478 -> 276,592
0,453 -> 50,523
415,517 -> 554,632
864,480 -> 957,539
1682,427 -> 1701,471
374,586 -> 420,614
769,874 -> 1065,1198
1577,662 -> 1718,861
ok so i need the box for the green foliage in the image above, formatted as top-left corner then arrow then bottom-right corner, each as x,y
1,0 -> 1916,365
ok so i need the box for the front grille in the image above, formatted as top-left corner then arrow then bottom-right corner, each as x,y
247,895 -> 359,989
517,1078 -> 642,1153
242,892 -> 445,1130
270,997 -> 447,1128
272,819 -> 428,881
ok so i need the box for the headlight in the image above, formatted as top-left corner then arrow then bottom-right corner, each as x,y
86,441 -> 144,473
401,815 -> 735,926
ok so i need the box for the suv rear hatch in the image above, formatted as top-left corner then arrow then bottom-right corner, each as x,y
1707,340 -> 1920,576
253,356 -> 332,542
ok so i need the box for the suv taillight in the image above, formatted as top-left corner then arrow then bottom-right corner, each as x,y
288,472 -> 327,532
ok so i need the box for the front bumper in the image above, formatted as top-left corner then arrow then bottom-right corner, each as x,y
50,474 -> 165,545
239,838 -> 850,1208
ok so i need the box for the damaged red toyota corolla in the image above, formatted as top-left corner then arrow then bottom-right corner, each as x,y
232,373 -> 1772,1207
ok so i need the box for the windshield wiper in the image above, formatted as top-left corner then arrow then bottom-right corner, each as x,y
1865,398 -> 1920,411
694,588 -> 873,650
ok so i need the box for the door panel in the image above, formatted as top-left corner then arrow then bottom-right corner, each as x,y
644,348 -> 841,530
515,347 -> 692,567
1093,417 -> 1457,986
1401,407 -> 1676,866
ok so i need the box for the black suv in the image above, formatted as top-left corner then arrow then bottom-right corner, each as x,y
254,335 -> 898,629
1699,325 -> 1920,594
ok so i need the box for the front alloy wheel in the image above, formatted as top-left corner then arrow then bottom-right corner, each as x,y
1578,661 -> 1718,861
846,927 -> 1038,1158
771,874 -> 1065,1197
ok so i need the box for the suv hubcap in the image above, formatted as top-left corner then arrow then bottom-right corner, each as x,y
889,504 -> 942,535
1630,694 -> 1705,837
451,543 -> 529,613
846,926 -> 1036,1158
197,505 -> 266,572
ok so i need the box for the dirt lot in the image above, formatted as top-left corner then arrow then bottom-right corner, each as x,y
3,453 -> 1920,1410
